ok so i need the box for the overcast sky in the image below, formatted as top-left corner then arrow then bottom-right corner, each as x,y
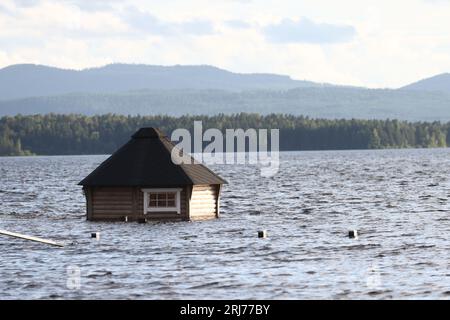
1,0 -> 450,88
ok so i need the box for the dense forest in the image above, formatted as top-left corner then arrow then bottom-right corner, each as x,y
0,113 -> 449,156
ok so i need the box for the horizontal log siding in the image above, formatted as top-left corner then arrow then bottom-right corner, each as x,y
189,184 -> 218,220
90,187 -> 134,221
86,185 -> 219,222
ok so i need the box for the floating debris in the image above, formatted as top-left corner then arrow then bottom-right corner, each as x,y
0,229 -> 64,247
258,230 -> 268,238
348,230 -> 358,239
91,232 -> 100,240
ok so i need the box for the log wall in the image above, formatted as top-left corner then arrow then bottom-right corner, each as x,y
90,187 -> 133,221
84,184 -> 222,222
189,184 -> 218,220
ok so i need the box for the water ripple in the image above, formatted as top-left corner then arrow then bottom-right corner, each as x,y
1,150 -> 450,299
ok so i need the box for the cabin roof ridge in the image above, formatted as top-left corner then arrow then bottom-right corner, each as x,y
131,127 -> 165,139
78,127 -> 226,187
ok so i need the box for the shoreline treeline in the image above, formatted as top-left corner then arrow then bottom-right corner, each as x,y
0,113 -> 449,156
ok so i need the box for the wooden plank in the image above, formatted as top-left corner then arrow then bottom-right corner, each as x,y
185,186 -> 191,220
191,198 -> 215,203
145,217 -> 184,221
93,195 -> 133,200
89,213 -> 130,217
90,214 -> 130,219
193,192 -> 216,198
93,194 -> 133,199
92,210 -> 133,215
92,197 -> 133,202
191,193 -> 215,198
190,209 -> 216,216
92,200 -> 133,205
144,214 -> 183,219
191,209 -> 216,214
94,190 -> 132,194
86,187 -> 93,220
191,203 -> 216,210
190,214 -> 216,221
191,207 -> 216,213
191,201 -> 215,207
192,186 -> 215,191
190,207 -> 215,212
193,190 -> 215,194
0,229 -> 64,247
93,203 -> 133,207
89,217 -> 126,221
93,197 -> 132,201
95,187 -> 133,192
93,205 -> 134,210
191,192 -> 215,197
132,187 -> 138,217
216,184 -> 221,218
94,191 -> 133,195
191,197 -> 216,203
93,198 -> 133,203
192,185 -> 215,191
94,190 -> 133,195
93,208 -> 133,213
93,201 -> 133,205
191,189 -> 216,194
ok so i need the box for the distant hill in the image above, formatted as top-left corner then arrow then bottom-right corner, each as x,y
0,63 -> 449,121
0,63 -> 325,100
1,87 -> 450,121
401,73 -> 450,94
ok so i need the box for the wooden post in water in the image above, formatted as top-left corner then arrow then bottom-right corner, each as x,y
0,229 -> 64,247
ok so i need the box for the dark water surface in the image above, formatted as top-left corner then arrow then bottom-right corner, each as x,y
0,149 -> 449,299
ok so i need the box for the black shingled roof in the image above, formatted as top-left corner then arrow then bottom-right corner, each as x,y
78,127 -> 227,187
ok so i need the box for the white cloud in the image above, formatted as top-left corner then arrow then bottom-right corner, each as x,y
121,6 -> 215,36
11,0 -> 39,7
264,18 -> 356,44
9,0 -> 122,11
224,19 -> 251,29
1,0 -> 450,88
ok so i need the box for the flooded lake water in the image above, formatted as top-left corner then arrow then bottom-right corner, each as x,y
0,149 -> 449,299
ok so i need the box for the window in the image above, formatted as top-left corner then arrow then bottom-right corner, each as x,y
142,188 -> 181,214
149,192 -> 176,208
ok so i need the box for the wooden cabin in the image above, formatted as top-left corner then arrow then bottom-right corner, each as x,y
78,127 -> 226,222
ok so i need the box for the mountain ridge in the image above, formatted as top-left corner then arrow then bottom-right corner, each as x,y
401,73 -> 450,94
0,63 -> 449,121
0,63 -> 328,100
1,86 -> 449,122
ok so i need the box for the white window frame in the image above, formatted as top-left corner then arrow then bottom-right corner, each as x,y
141,188 -> 182,214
